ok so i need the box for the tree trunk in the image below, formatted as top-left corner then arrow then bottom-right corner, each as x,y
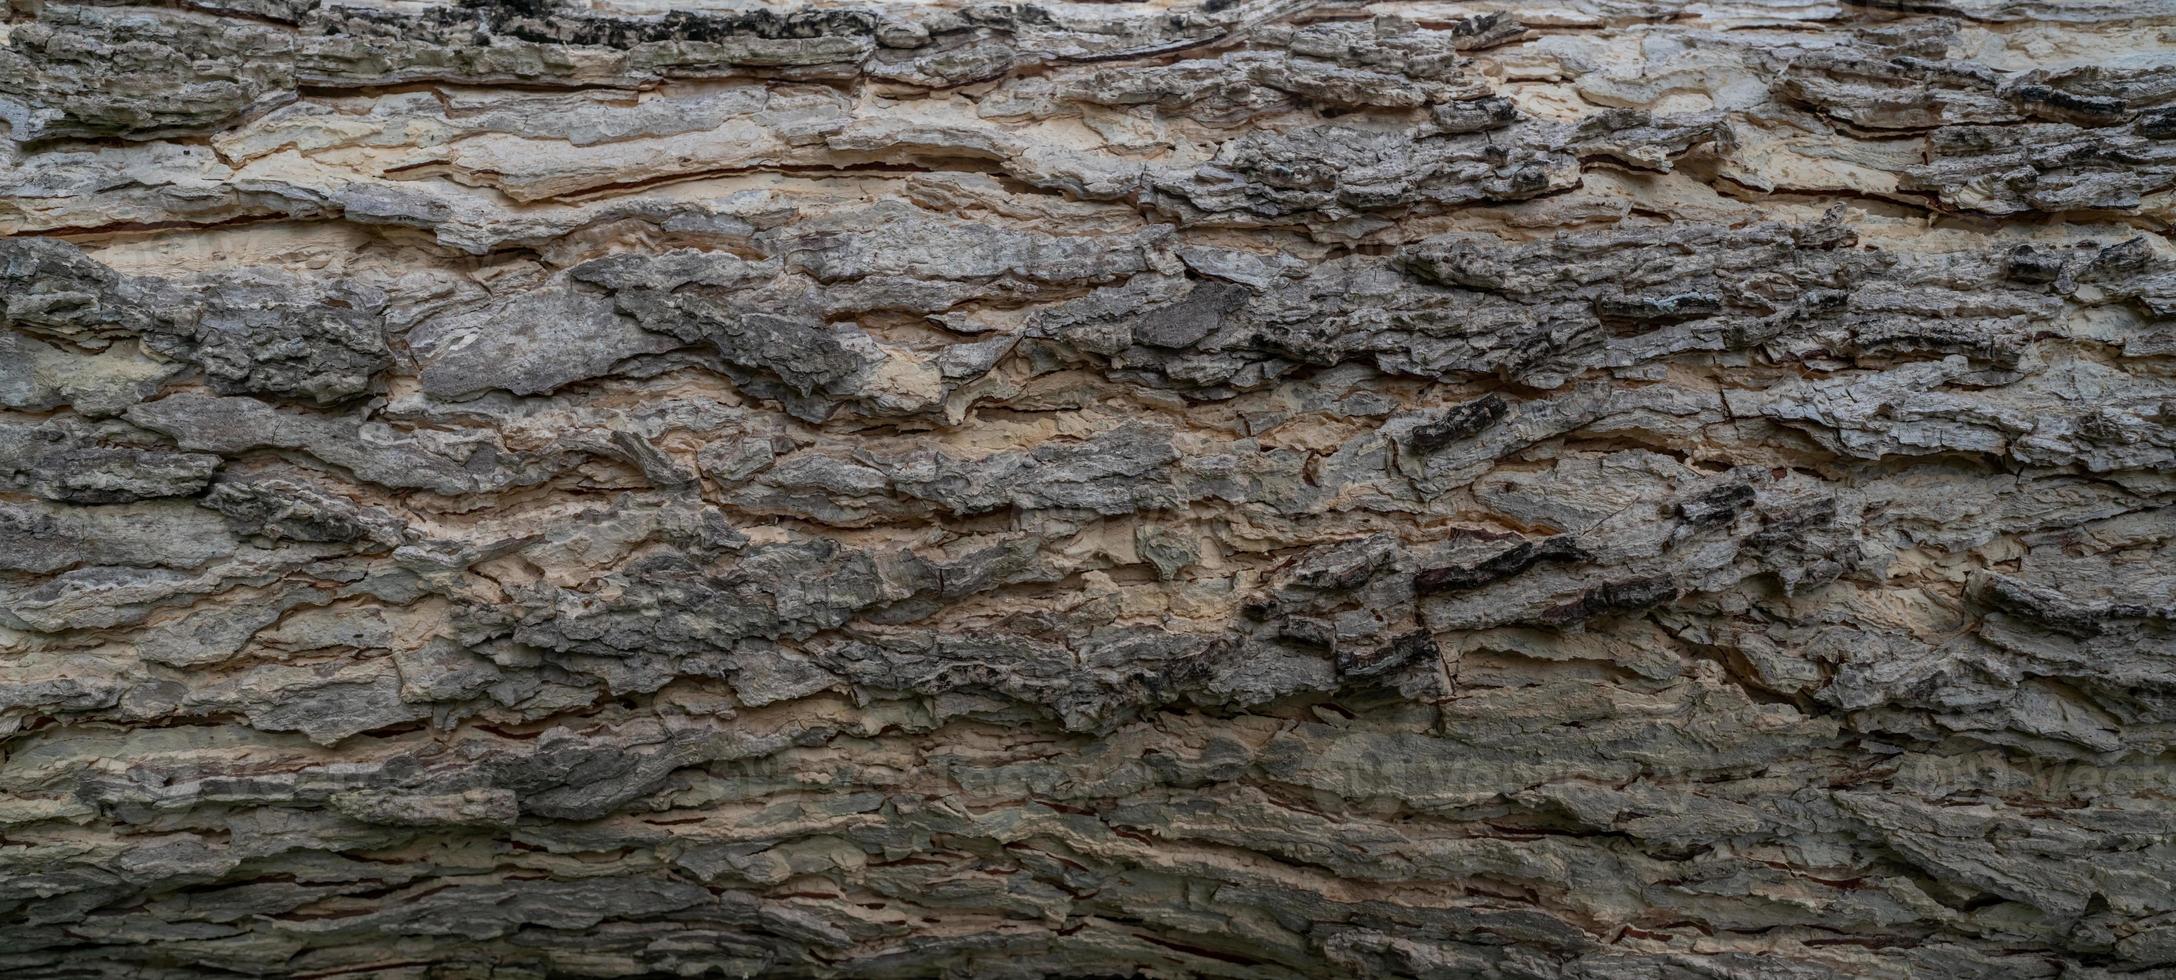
2,0 -> 2172,976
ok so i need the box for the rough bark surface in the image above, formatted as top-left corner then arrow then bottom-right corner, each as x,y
2,0 -> 2174,976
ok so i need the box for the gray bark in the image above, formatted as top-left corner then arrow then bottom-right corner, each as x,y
2,0 -> 2174,977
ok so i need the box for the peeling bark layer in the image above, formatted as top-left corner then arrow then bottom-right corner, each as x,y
3,0 -> 2175,977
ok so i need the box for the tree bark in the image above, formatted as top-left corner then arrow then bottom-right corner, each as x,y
2,0 -> 2173,976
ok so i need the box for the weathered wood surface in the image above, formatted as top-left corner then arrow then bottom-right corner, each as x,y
2,0 -> 2174,976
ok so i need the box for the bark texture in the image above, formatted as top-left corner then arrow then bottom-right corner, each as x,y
3,0 -> 2175,976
